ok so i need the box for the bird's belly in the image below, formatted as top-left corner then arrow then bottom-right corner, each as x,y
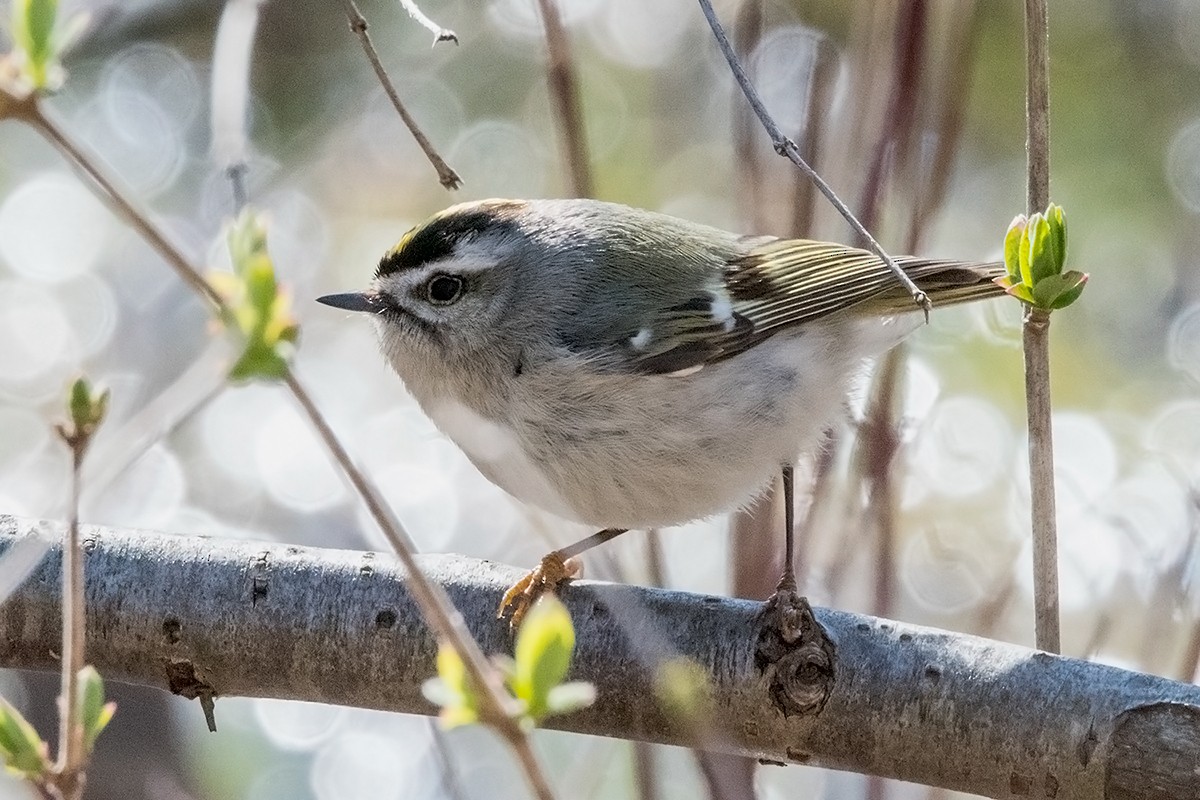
496,327 -> 853,529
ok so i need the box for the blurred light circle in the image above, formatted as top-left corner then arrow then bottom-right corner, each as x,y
1015,412 -> 1118,516
972,296 -> 1023,348
83,443 -> 186,529
448,119 -> 549,199
101,88 -> 186,196
914,395 -> 1011,498
357,406 -> 464,475
363,461 -> 461,552
258,189 -> 329,286
903,357 -> 941,423
1146,399 -> 1200,482
254,698 -> 344,752
523,68 -> 629,160
451,469 -> 522,553
1016,510 -> 1123,612
358,79 -> 465,171
56,273 -> 119,356
246,765 -> 313,800
749,26 -> 823,132
1168,301 -> 1200,383
0,173 -> 111,282
0,281 -> 73,385
256,408 -> 347,513
901,523 -> 1003,614
488,0 -> 603,40
1166,116 -> 1200,212
311,731 -> 431,800
0,408 -> 50,472
202,384 -> 281,482
101,42 -> 202,131
1098,463 -> 1189,572
592,0 -> 691,68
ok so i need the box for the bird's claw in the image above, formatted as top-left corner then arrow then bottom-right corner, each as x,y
498,551 -> 580,628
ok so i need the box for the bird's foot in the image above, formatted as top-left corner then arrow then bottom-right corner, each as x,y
756,579 -> 835,716
498,551 -> 581,628
762,580 -> 809,644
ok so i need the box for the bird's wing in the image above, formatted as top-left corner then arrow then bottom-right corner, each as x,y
622,238 -> 1004,376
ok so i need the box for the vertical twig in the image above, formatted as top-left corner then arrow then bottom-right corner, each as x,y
1177,493 -> 1200,683
732,0 -> 767,233
533,0 -> 592,198
339,0 -> 462,190
55,440 -> 87,800
1023,0 -> 1059,654
632,742 -> 660,800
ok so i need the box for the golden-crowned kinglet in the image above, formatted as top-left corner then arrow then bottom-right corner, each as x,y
318,198 -> 1005,623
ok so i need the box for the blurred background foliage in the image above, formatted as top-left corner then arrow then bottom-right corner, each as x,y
1,0 -> 1199,798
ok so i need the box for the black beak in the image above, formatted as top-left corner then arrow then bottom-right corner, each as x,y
316,292 -> 379,313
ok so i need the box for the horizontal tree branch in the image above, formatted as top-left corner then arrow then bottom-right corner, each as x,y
0,516 -> 1197,799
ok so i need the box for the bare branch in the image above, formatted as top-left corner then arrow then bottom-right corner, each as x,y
1022,0 -> 1059,655
533,0 -> 592,198
1024,0 -> 1051,213
54,439 -> 87,798
695,0 -> 930,319
338,0 -> 462,190
3,516 -> 1200,800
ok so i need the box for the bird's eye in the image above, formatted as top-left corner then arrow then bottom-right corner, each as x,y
426,274 -> 464,305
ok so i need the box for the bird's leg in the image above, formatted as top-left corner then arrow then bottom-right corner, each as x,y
764,463 -> 809,641
498,527 -> 628,627
757,463 -> 835,716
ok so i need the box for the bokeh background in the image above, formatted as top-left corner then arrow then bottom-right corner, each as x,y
2,0 -> 1200,798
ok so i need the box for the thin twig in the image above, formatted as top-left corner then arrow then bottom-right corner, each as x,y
27,107 -> 226,311
55,440 -> 87,800
632,742 -> 660,800
339,0 -> 462,190
24,97 -> 554,800
533,0 -> 592,198
695,0 -> 930,319
397,0 -> 459,45
1022,0 -> 1059,654
1024,0 -> 1050,214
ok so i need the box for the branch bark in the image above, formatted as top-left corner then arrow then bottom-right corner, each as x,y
1,516 -> 1197,800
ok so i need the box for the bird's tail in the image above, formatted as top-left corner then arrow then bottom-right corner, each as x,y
859,257 -> 1007,315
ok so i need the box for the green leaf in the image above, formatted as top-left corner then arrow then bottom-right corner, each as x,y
11,0 -> 69,91
211,210 -> 300,383
1003,282 -> 1036,305
77,666 -> 115,753
1046,203 -> 1067,273
1003,215 -> 1026,284
511,596 -> 575,720
0,698 -> 49,779
1025,211 -> 1058,286
1032,270 -> 1088,311
67,376 -> 108,432
422,642 -> 481,729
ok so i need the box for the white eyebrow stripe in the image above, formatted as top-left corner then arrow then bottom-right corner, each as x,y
409,253 -> 498,280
